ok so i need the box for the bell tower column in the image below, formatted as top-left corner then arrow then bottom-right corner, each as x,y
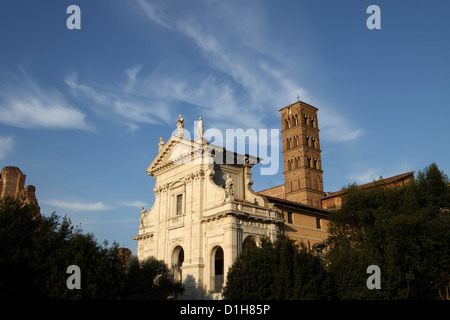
279,100 -> 325,207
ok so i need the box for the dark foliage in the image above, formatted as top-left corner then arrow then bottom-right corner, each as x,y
222,235 -> 334,300
0,198 -> 180,299
326,163 -> 450,299
126,255 -> 184,299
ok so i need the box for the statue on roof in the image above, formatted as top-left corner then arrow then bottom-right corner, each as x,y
197,117 -> 204,141
176,114 -> 184,138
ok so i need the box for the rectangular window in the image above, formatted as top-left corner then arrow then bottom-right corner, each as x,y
176,194 -> 183,215
316,217 -> 321,229
287,212 -> 293,224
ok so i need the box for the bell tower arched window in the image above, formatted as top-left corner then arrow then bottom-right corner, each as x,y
285,119 -> 291,129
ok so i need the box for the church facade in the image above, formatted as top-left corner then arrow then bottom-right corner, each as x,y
133,100 -> 331,298
133,133 -> 284,298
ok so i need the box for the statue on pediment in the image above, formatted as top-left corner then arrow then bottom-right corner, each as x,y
158,137 -> 165,152
225,174 -> 234,200
140,206 -> 147,227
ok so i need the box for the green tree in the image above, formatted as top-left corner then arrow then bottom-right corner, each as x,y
126,255 -> 184,299
0,197 -> 41,299
415,163 -> 450,209
326,163 -> 450,299
222,235 -> 333,300
0,197 -> 127,299
0,196 -> 186,300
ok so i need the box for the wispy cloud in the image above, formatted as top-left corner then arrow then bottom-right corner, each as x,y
43,199 -> 111,212
0,136 -> 13,160
0,67 -> 91,131
136,0 -> 173,29
319,107 -> 363,142
134,0 -> 361,141
125,65 -> 143,93
64,71 -> 172,130
134,0 -> 302,129
348,168 -> 382,185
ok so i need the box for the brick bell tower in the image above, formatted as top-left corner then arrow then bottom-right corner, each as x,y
280,100 -> 325,208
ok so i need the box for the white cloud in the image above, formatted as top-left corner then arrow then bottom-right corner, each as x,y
121,200 -> 149,208
43,199 -> 111,212
319,108 -> 363,142
0,136 -> 13,160
348,168 -> 381,185
0,97 -> 89,130
0,68 -> 91,131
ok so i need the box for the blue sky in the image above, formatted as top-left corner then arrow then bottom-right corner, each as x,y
1,0 -> 449,254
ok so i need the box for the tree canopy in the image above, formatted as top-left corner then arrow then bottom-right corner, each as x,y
223,163 -> 449,300
222,235 -> 334,300
0,197 -> 181,299
325,162 -> 450,299
126,255 -> 184,299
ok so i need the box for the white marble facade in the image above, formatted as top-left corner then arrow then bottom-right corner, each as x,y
133,134 -> 283,298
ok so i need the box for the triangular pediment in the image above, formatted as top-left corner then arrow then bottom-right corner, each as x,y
146,136 -> 201,177
146,135 -> 262,177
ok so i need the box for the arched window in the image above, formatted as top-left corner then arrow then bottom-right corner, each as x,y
304,115 -> 308,125
307,157 -> 311,168
211,246 -> 224,293
311,117 -> 315,128
313,242 -> 327,256
242,236 -> 257,253
171,246 -> 184,283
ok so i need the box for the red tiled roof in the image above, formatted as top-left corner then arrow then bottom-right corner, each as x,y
322,171 -> 415,199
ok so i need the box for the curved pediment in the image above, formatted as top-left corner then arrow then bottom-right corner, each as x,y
169,180 -> 185,190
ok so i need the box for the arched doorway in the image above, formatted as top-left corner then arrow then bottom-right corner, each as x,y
313,242 -> 327,256
171,246 -> 184,283
242,236 -> 257,253
210,246 -> 224,293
